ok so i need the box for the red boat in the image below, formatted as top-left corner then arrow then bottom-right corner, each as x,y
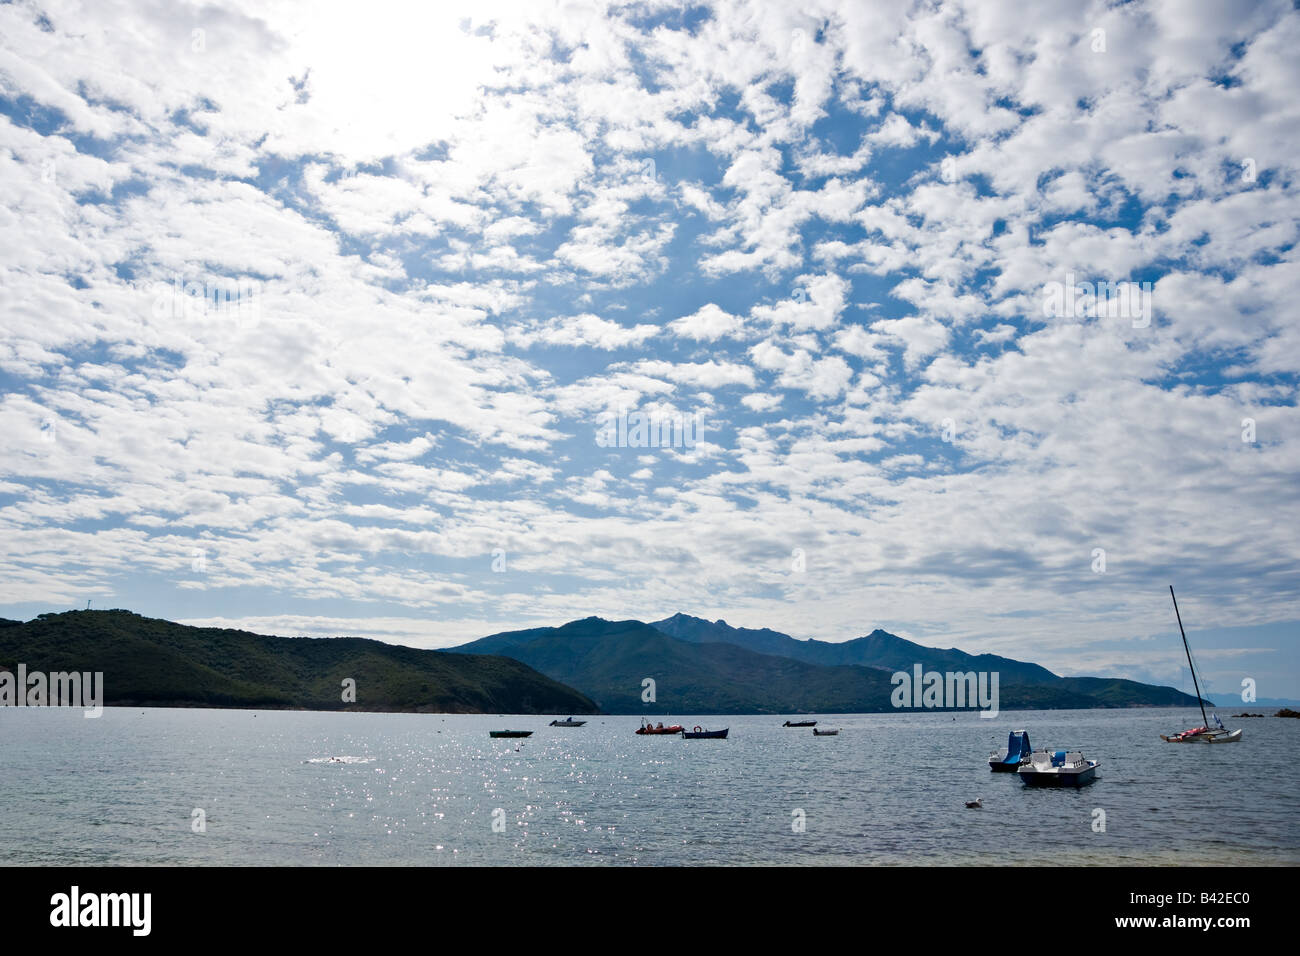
636,719 -> 684,735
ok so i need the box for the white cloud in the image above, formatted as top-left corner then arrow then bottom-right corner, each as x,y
751,273 -> 851,331
510,314 -> 660,350
741,392 -> 783,412
628,359 -> 756,390
0,0 -> 1297,688
668,303 -> 745,341
973,324 -> 1018,347
870,315 -> 951,369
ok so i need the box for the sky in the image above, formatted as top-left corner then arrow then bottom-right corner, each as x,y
1,0 -> 1297,700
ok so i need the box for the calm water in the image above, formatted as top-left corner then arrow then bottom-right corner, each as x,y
1,707 -> 1294,865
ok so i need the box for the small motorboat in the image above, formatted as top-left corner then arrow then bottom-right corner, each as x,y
681,725 -> 728,739
783,720 -> 817,727
489,730 -> 533,738
636,719 -> 685,735
812,728 -> 838,736
549,718 -> 586,727
1017,749 -> 1099,787
989,729 -> 1032,771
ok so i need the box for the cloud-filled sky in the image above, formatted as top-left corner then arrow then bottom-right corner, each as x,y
2,0 -> 1297,698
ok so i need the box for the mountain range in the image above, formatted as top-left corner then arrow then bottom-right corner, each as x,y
0,609 -> 1207,716
652,613 -> 1060,683
450,613 -> 1206,714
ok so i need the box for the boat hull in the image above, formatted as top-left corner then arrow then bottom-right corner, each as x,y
1160,728 -> 1242,743
489,731 -> 533,738
783,720 -> 817,727
989,760 -> 1022,772
682,728 -> 728,739
1018,763 -> 1098,787
636,725 -> 684,735
549,720 -> 586,727
813,729 -> 838,736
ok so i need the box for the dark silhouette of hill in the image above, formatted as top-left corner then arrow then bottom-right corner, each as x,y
451,615 -> 1204,714
0,609 -> 598,714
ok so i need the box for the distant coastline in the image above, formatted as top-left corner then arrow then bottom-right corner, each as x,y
0,607 -> 1230,718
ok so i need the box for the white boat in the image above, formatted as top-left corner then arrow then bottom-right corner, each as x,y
1161,719 -> 1242,744
1017,749 -> 1099,787
1162,586 -> 1241,744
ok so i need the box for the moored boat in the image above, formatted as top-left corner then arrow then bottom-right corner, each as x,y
636,719 -> 685,735
489,730 -> 533,738
812,728 -> 838,736
1161,723 -> 1242,744
783,720 -> 817,727
1163,586 -> 1241,744
549,718 -> 586,727
681,725 -> 728,739
989,729 -> 1032,771
1017,749 -> 1099,787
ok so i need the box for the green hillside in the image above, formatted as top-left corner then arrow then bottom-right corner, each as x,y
453,615 -> 1207,713
451,617 -> 898,714
652,613 -> 1060,683
0,610 -> 599,714
650,613 -> 1207,708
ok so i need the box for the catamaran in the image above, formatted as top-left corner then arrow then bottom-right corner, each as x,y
1161,586 -> 1242,744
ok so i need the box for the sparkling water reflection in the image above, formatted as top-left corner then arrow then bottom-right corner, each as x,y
1,707 -> 1294,865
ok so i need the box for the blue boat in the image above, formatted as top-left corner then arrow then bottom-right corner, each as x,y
989,729 -> 1032,771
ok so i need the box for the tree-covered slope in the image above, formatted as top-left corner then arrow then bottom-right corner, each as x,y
0,610 -> 599,714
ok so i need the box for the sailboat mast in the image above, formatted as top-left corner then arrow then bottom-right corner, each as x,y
1169,585 -> 1209,727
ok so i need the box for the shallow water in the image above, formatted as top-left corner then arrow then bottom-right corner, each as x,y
1,706 -> 1293,865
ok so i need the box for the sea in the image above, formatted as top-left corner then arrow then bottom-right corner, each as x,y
1,706 -> 1294,866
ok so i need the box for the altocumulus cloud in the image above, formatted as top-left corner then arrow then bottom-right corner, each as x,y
1,0 -> 1298,694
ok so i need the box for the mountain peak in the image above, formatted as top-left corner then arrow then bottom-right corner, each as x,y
564,615 -> 611,626
455,615 -> 1204,714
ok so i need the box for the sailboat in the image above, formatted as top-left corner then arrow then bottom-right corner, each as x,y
1160,586 -> 1242,744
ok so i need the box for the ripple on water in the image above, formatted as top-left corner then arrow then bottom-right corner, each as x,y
0,707 -> 1295,865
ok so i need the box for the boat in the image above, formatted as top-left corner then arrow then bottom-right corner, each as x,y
489,730 -> 532,738
783,720 -> 817,727
989,729 -> 1032,771
681,725 -> 728,739
636,719 -> 685,735
549,718 -> 586,727
812,728 -> 838,736
1162,723 -> 1242,744
1161,586 -> 1242,744
1017,749 -> 1099,787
